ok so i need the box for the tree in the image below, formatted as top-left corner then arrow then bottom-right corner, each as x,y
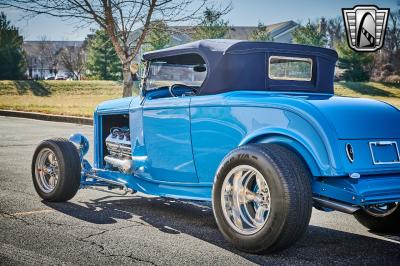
86,30 -> 122,80
326,17 -> 343,48
337,40 -> 374,81
250,22 -> 273,41
146,21 -> 171,51
1,1 -> 224,97
386,10 -> 400,52
36,35 -> 57,79
192,7 -> 230,40
57,46 -> 86,80
0,12 -> 26,80
292,20 -> 327,47
371,9 -> 400,80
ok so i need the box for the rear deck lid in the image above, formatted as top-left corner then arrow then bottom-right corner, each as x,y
307,96 -> 400,139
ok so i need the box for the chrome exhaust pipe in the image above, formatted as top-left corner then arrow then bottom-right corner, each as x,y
104,156 -> 133,174
313,197 -> 360,214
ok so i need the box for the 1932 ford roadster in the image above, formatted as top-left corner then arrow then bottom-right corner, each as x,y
32,40 -> 400,253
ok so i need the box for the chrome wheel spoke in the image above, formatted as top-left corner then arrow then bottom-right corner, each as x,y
254,206 -> 267,225
48,153 -> 56,164
231,170 -> 245,228
48,175 -> 54,187
256,172 -> 267,193
244,189 -> 258,202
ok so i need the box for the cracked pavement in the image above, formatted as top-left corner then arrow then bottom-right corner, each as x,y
0,116 -> 399,265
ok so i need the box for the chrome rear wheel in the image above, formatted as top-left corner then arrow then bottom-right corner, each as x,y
364,203 -> 399,217
355,202 -> 400,233
221,165 -> 271,235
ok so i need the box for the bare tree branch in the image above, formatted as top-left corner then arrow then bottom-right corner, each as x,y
57,46 -> 86,79
0,0 -> 231,96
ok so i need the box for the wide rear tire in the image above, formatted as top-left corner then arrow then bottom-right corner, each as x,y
212,143 -> 312,254
31,138 -> 81,202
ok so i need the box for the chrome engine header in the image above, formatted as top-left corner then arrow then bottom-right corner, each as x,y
105,127 -> 132,173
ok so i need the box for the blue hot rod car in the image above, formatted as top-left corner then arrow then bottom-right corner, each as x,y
32,40 -> 400,253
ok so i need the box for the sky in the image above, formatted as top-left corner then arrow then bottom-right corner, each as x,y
3,0 -> 399,41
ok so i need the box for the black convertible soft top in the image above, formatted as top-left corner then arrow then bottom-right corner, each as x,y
143,39 -> 338,95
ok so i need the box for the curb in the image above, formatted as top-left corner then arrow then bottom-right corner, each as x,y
0,110 -> 93,125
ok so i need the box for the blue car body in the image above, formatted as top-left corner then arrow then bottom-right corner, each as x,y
80,40 -> 400,210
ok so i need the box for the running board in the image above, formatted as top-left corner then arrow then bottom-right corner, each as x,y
313,197 -> 360,214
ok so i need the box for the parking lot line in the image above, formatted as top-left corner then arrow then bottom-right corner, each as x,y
12,209 -> 55,216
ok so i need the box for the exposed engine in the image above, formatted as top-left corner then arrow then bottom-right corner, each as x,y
104,127 -> 132,173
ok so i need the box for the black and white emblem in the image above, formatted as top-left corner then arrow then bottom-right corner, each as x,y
342,5 -> 389,52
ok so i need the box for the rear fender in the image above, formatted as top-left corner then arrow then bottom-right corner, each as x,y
239,128 -> 330,177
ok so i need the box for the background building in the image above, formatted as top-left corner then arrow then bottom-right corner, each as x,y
23,41 -> 83,79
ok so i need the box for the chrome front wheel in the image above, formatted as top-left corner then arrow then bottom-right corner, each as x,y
221,165 -> 271,235
35,148 -> 60,193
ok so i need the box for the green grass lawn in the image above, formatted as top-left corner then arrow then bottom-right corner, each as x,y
0,80 -> 124,117
335,81 -> 400,108
0,80 -> 399,117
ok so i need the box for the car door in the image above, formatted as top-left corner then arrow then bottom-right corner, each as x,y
141,95 -> 199,183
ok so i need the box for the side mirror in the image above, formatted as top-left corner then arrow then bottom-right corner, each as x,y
140,61 -> 151,98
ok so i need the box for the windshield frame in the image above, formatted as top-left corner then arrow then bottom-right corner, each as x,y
140,52 -> 208,96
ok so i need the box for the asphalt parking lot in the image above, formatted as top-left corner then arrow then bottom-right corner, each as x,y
0,116 -> 399,265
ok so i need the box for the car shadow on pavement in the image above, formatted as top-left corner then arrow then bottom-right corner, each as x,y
44,195 -> 400,264
43,195 -> 134,224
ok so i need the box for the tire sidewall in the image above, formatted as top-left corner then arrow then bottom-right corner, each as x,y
212,145 -> 290,252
